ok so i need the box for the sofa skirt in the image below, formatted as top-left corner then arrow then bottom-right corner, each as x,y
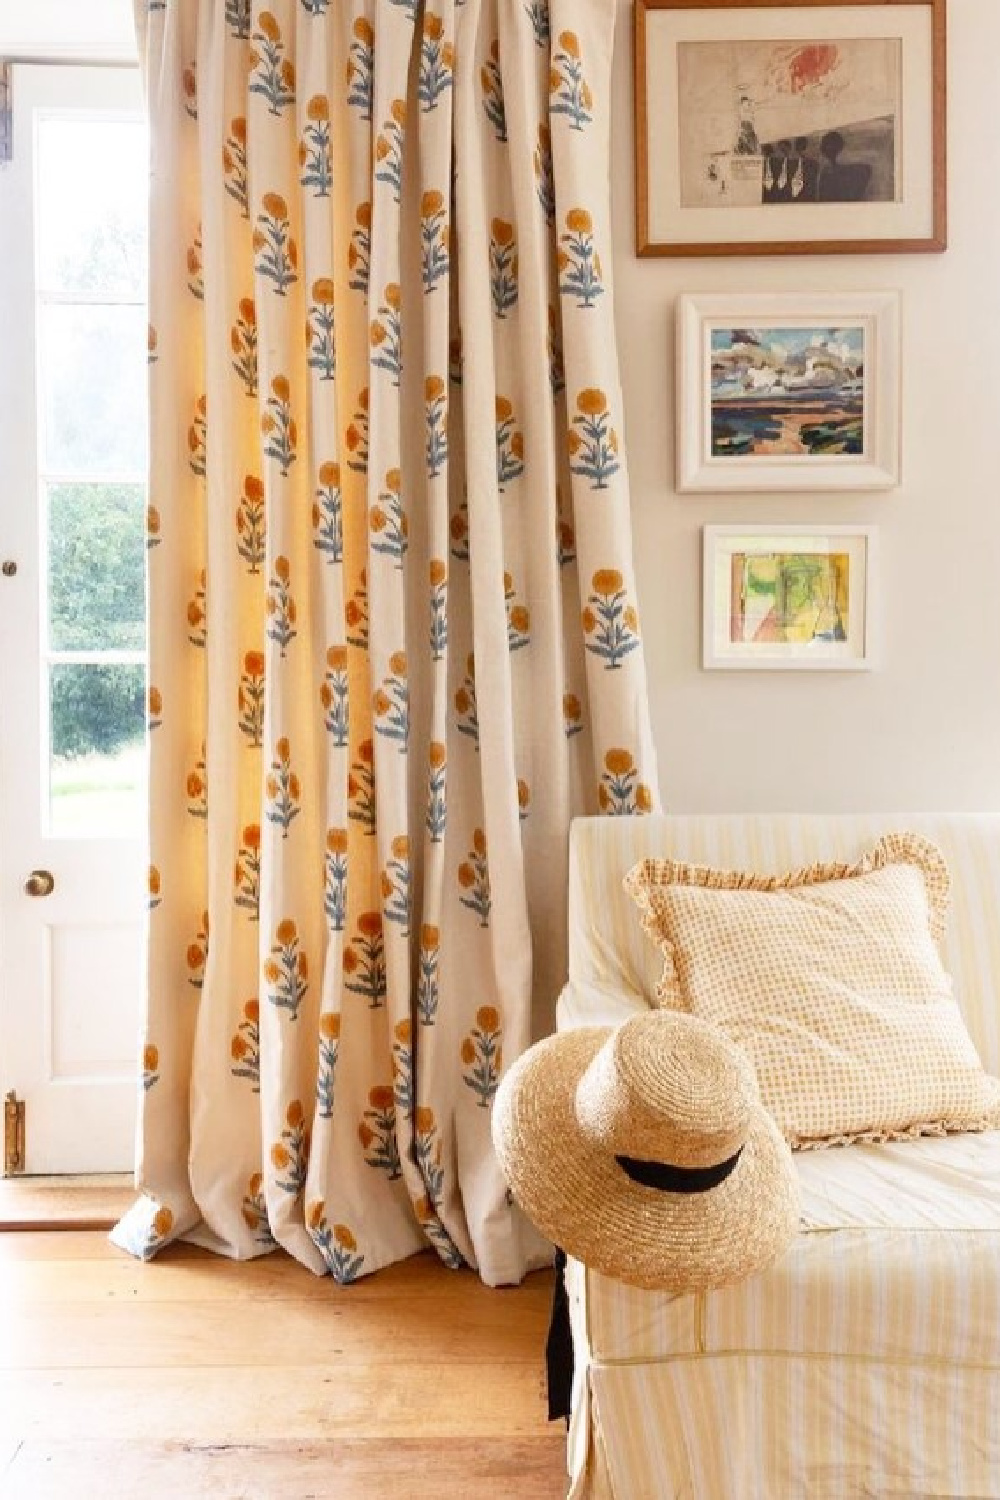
568,1347 -> 1000,1499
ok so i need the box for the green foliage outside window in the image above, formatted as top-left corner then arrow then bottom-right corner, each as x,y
48,483 -> 147,758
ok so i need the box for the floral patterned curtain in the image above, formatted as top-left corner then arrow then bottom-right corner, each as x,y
113,0 -> 659,1286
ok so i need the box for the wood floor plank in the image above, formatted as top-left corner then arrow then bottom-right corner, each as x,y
0,1228 -> 128,1262
0,1362 -> 551,1443
1,1289 -> 553,1370
0,1231 -> 566,1499
0,1175 -> 133,1230
1,1436 -> 568,1500
1,1247 -> 555,1374
0,1244 -> 469,1304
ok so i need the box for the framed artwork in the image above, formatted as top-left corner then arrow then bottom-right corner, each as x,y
676,290 -> 900,492
634,0 -> 946,256
703,524 -> 876,670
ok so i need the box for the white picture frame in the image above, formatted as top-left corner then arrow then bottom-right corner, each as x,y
703,524 -> 877,671
677,290 -> 901,492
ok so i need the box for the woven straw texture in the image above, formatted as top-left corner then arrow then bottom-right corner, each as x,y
624,834 -> 1000,1149
492,1012 -> 799,1291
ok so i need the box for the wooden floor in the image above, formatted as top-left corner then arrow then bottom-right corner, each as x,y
0,1174 -> 133,1231
0,1232 -> 567,1499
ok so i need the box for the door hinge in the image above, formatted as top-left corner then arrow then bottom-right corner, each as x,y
4,1091 -> 25,1175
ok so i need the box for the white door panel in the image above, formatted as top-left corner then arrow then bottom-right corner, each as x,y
0,65 -> 147,1173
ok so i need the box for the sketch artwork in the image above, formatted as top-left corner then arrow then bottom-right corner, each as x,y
676,38 -> 902,209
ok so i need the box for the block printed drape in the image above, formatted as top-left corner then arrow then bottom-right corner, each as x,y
113,0 -> 660,1286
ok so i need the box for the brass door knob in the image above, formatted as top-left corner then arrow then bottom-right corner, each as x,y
24,869 -> 55,897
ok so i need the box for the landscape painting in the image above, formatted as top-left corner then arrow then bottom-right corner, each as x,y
709,324 -> 865,460
729,548 -> 850,646
677,37 -> 901,210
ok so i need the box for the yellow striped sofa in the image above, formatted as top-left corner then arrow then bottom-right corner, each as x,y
557,814 -> 1000,1499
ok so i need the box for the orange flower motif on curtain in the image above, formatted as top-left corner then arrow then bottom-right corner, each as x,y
344,912 -> 386,1009
315,1011 -> 340,1116
345,573 -> 369,649
420,192 -> 450,293
323,830 -> 348,930
242,1173 -> 274,1248
457,830 -> 491,927
236,475 -> 266,574
308,1206 -> 365,1284
348,204 -> 372,293
550,31 -> 593,130
230,999 -> 260,1090
417,924 -> 440,1024
598,748 -> 655,817
348,738 -> 376,834
254,196 -> 297,295
461,1007 -> 502,1109
346,20 -> 375,122
223,116 -> 249,214
230,297 -> 257,395
234,824 -> 261,917
186,572 -> 207,648
265,919 -> 308,1019
238,650 -> 266,747
374,104 -> 406,204
583,569 -> 641,670
270,1100 -> 309,1196
312,462 -> 341,562
299,96 -> 331,199
185,912 -> 208,991
142,1044 -> 159,1092
419,15 -> 454,111
249,12 -> 295,117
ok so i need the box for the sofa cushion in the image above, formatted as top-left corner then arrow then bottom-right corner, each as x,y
574,1129 -> 1000,1368
624,832 -> 1000,1147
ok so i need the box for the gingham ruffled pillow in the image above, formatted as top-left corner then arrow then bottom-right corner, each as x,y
624,833 -> 1000,1149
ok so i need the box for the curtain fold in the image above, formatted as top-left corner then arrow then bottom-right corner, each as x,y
114,0 -> 659,1287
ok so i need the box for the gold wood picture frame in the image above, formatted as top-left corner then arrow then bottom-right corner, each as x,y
635,0 -> 947,257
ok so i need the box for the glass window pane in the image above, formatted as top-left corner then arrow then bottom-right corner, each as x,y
49,663 -> 147,837
39,303 -> 148,475
48,483 -> 146,651
37,118 -> 148,299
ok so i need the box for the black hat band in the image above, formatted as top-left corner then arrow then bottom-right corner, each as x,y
615,1148 -> 743,1194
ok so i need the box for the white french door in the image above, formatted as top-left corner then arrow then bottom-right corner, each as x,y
0,65 -> 148,1172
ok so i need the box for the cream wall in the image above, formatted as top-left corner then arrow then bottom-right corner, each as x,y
611,0 -> 1000,814
0,0 -> 135,60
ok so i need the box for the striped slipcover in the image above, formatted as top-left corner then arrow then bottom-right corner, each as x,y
558,814 -> 1000,1499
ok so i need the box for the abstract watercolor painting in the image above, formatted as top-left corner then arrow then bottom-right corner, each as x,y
728,548 -> 850,645
710,324 -> 865,460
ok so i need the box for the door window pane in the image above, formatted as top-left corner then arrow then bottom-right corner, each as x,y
37,117 -> 148,299
39,303 -> 148,474
49,663 -> 146,836
48,483 -> 146,651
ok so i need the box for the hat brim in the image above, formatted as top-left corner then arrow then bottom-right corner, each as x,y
493,1027 -> 800,1291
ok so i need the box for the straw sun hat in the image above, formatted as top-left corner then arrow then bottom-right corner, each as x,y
492,1011 -> 800,1291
